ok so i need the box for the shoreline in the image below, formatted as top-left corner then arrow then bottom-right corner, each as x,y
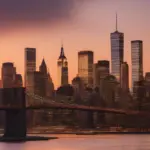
0,136 -> 57,142
27,131 -> 150,135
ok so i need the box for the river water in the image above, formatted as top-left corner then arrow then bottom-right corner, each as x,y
0,134 -> 150,150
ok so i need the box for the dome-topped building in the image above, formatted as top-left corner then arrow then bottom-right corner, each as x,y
72,76 -> 81,83
104,75 -> 117,82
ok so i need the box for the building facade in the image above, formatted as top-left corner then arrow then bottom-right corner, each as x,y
24,48 -> 36,88
120,62 -> 129,91
93,60 -> 109,87
131,40 -> 143,92
110,15 -> 124,82
57,45 -> 68,88
78,51 -> 93,88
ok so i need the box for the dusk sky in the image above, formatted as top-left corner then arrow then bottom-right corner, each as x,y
0,0 -> 150,88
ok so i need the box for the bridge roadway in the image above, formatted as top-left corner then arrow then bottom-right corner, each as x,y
0,88 -> 149,115
24,91 -> 139,115
0,102 -> 148,116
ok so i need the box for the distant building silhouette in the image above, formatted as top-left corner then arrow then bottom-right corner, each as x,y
72,75 -> 84,97
78,51 -> 93,88
39,58 -> 54,98
57,45 -> 68,87
46,72 -> 54,98
14,74 -> 23,87
2,62 -> 16,88
0,80 -> 2,88
100,75 -> 119,105
34,71 -> 46,96
56,84 -> 74,97
120,62 -> 129,92
39,59 -> 47,74
145,72 -> 150,98
131,40 -> 143,93
133,80 -> 145,107
110,14 -> 124,82
100,75 -> 120,125
145,72 -> 150,82
93,60 -> 109,88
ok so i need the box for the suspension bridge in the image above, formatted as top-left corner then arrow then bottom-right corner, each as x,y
0,87 -> 150,141
0,88 -> 149,115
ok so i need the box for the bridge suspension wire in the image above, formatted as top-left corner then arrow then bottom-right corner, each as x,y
23,90 -> 150,116
24,90 -> 128,114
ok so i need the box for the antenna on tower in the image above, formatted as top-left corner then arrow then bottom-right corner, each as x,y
116,12 -> 118,31
61,38 -> 63,47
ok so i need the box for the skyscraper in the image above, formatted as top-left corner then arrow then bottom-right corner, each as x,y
78,51 -> 93,88
2,62 -> 16,88
57,45 -> 68,87
93,60 -> 109,87
131,40 -> 143,91
111,14 -> 124,81
24,48 -> 36,88
120,62 -> 129,91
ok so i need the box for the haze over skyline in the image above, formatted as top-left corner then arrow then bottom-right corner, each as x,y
0,0 -> 150,88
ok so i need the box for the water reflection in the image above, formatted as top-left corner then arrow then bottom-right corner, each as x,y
0,135 -> 150,150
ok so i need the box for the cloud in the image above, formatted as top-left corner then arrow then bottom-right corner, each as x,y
0,0 -> 84,28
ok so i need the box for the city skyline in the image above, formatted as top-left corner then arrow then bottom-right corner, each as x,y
0,0 -> 150,87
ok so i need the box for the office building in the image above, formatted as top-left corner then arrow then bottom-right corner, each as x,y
2,62 -> 16,88
24,48 -> 36,88
120,62 -> 129,91
131,40 -> 143,92
111,14 -> 124,81
57,45 -> 68,87
78,51 -> 93,87
93,60 -> 109,87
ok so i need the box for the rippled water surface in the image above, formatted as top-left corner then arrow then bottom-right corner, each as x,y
0,134 -> 150,150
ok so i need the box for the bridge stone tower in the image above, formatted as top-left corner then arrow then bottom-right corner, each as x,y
1,88 -> 26,139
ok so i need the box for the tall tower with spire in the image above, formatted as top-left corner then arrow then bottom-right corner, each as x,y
39,58 -> 47,74
110,13 -> 124,82
39,58 -> 54,97
57,44 -> 68,87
